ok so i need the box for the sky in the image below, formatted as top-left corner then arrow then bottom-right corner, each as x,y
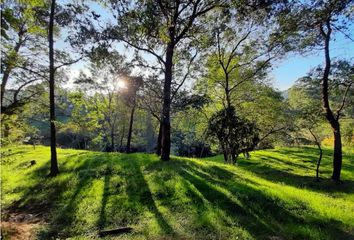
63,1 -> 354,91
271,29 -> 354,90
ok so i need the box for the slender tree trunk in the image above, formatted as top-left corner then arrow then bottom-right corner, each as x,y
232,152 -> 238,164
110,128 -> 114,152
160,42 -> 174,161
3,122 -> 10,138
309,129 -> 323,181
1,69 -> 11,108
120,124 -> 125,149
156,121 -> 162,155
221,144 -> 228,163
48,0 -> 59,176
225,73 -> 231,110
321,22 -> 342,182
126,104 -> 135,153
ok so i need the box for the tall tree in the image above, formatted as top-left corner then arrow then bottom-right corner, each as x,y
199,8 -> 288,160
105,0 -> 221,160
299,0 -> 352,181
293,61 -> 352,180
272,0 -> 354,181
48,0 -> 59,176
46,0 -> 87,175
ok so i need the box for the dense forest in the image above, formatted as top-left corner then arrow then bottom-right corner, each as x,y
1,0 -> 353,239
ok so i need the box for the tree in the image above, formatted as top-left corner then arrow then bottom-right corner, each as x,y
207,106 -> 259,163
62,91 -> 98,149
283,0 -> 354,182
296,60 -> 353,181
48,0 -> 59,176
105,0 -> 222,160
47,0 -> 85,176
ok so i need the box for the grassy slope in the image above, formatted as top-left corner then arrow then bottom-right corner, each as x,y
1,145 -> 354,240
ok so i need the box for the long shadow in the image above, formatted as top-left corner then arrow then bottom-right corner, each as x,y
274,147 -> 354,168
37,154 -> 109,239
145,160 -> 281,238
145,160 -> 221,237
5,149 -> 353,239
97,171 -> 111,230
237,155 -> 354,194
122,156 -> 174,235
177,160 -> 354,240
4,152 -> 112,239
257,155 -> 316,171
181,169 -> 275,238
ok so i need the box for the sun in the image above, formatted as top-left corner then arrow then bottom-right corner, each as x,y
117,80 -> 127,89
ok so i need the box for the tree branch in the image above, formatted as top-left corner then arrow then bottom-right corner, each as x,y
335,82 -> 352,120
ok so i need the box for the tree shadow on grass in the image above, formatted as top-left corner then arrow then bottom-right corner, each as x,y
93,154 -> 175,237
4,152 -> 112,239
144,158 -> 354,239
238,154 -> 354,194
5,152 -> 176,239
177,160 -> 354,240
5,150 -> 353,240
145,160 -> 283,238
36,154 -> 112,239
97,173 -> 111,230
121,155 -> 174,235
257,155 -> 316,171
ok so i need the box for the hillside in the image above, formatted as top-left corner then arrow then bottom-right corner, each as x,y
1,146 -> 354,240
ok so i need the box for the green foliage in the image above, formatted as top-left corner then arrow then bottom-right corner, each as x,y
207,107 -> 259,163
1,145 -> 354,239
287,60 -> 354,146
239,83 -> 290,147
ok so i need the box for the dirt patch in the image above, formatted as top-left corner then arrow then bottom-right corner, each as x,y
1,212 -> 46,240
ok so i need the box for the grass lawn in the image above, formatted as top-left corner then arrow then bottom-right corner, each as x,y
1,145 -> 354,239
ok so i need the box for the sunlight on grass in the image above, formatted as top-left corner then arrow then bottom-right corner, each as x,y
1,145 -> 353,239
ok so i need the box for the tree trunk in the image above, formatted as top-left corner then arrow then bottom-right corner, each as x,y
48,0 -> 59,176
225,73 -> 231,110
321,21 -> 342,182
1,68 -> 11,108
221,144 -> 228,163
309,129 -> 323,181
156,121 -> 162,155
332,123 -> 342,181
232,152 -> 238,164
160,42 -> 174,161
126,104 -> 135,153
3,122 -> 10,138
110,128 -> 115,152
120,124 -> 125,149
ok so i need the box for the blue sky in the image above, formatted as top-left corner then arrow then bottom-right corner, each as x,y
272,29 -> 354,90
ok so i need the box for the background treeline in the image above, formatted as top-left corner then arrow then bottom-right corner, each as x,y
2,60 -> 353,156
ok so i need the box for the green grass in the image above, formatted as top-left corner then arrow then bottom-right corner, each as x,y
1,145 -> 354,239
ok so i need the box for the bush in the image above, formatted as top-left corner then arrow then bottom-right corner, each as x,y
207,106 -> 259,163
